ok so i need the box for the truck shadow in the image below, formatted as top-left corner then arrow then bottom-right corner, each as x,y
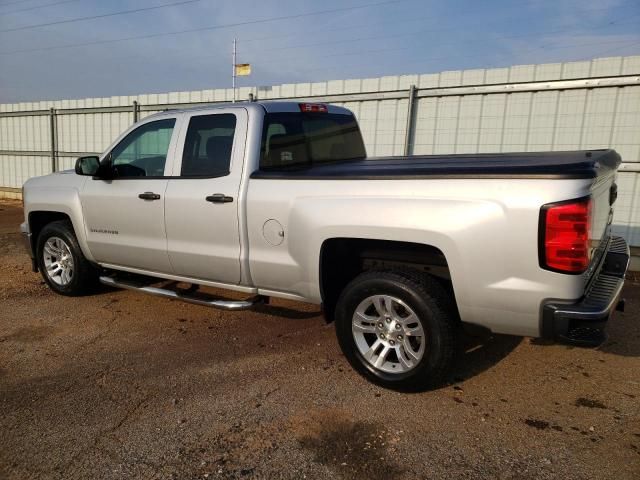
588,280 -> 639,358
450,331 -> 522,382
596,337 -> 639,357
252,304 -> 322,320
596,316 -> 640,357
94,282 -> 322,320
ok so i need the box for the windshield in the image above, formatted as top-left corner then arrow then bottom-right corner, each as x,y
260,112 -> 366,170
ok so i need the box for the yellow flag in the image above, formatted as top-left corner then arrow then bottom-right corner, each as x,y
235,63 -> 251,76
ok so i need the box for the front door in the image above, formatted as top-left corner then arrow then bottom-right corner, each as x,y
164,108 -> 247,284
80,117 -> 179,273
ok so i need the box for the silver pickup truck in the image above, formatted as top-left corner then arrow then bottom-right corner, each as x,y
20,101 -> 629,390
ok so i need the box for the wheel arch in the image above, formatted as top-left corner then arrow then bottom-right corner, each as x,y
29,211 -> 72,247
27,208 -> 94,263
319,237 -> 455,323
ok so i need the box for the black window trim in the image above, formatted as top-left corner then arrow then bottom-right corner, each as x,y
98,113 -> 241,181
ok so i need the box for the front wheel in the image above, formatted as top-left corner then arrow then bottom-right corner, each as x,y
36,220 -> 98,296
335,270 -> 457,391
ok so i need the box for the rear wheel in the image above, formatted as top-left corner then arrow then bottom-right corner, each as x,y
36,220 -> 98,296
335,269 -> 457,390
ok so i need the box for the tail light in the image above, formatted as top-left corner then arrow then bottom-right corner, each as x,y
539,197 -> 592,274
299,103 -> 328,113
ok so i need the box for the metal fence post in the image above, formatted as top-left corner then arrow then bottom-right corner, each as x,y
49,108 -> 57,173
403,85 -> 416,156
132,100 -> 139,123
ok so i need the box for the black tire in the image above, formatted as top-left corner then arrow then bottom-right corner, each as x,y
335,269 -> 457,391
36,220 -> 98,296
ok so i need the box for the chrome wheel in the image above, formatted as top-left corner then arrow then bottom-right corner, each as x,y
352,294 -> 426,374
43,236 -> 74,286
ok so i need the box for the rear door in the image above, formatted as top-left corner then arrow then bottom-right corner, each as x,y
164,108 -> 247,283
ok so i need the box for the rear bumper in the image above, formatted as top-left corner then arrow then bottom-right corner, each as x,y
542,236 -> 629,347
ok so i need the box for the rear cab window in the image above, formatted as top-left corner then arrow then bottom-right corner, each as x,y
259,112 -> 366,170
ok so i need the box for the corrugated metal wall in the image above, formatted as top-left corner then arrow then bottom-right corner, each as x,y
1,55 -> 639,245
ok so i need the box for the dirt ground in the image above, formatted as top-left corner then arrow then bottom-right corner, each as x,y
0,199 -> 639,480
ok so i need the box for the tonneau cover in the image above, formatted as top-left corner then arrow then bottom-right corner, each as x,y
251,149 -> 621,180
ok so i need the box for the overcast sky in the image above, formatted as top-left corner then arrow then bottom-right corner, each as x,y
0,0 -> 639,103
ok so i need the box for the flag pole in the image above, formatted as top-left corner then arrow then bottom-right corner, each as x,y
232,38 -> 237,103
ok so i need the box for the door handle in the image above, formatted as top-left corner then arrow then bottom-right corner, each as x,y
138,192 -> 161,200
206,194 -> 233,203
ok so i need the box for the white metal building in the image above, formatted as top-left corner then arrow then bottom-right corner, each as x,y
1,55 -> 639,250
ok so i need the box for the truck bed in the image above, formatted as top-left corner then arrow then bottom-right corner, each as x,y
251,149 -> 621,180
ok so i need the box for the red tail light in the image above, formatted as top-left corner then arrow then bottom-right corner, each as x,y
539,197 -> 592,274
299,103 -> 328,113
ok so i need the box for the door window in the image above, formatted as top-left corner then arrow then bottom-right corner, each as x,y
181,114 -> 236,177
109,119 -> 176,177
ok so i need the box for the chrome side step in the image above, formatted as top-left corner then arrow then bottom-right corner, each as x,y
99,275 -> 266,311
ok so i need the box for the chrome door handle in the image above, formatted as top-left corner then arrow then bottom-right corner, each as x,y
138,192 -> 161,200
206,194 -> 233,203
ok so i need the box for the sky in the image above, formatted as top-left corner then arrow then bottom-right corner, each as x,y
0,0 -> 639,103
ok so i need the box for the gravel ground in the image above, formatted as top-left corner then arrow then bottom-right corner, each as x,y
0,199 -> 639,480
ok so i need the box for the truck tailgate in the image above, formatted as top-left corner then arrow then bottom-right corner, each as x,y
587,151 -> 621,275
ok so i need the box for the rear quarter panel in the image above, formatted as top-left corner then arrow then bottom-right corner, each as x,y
247,177 -> 593,337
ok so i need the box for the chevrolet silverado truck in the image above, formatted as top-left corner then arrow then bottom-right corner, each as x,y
20,101 -> 629,390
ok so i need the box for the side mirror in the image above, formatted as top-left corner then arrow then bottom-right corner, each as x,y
75,156 -> 100,176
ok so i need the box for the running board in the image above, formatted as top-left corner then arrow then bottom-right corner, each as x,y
99,275 -> 266,311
